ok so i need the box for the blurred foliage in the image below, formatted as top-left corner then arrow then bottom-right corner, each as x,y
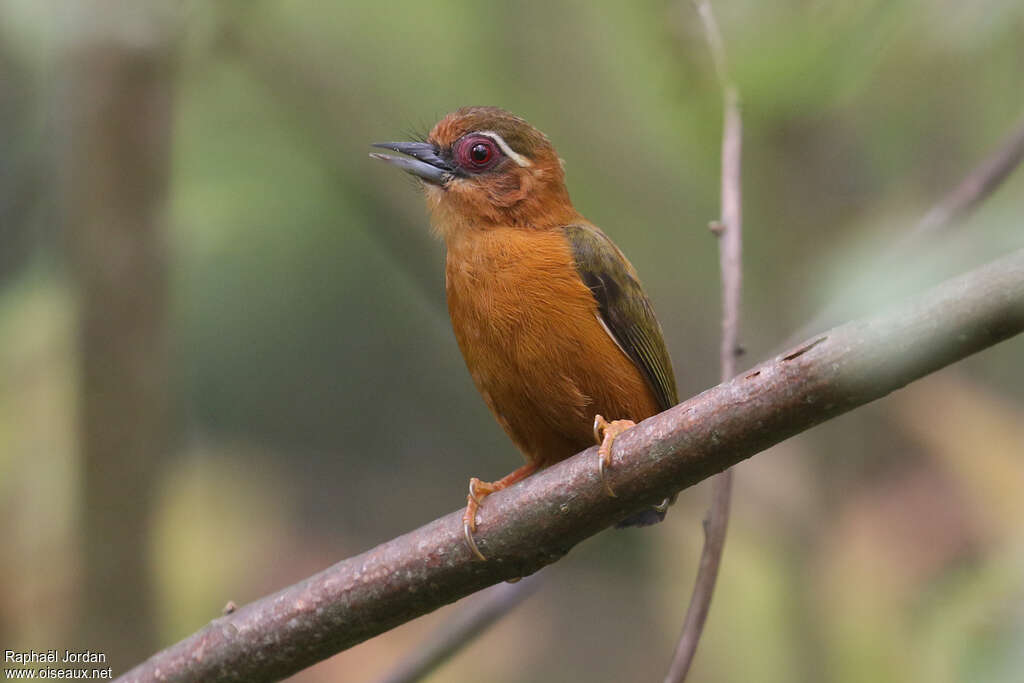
1,0 -> 1023,681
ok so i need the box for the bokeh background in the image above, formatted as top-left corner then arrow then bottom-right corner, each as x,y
1,0 -> 1023,681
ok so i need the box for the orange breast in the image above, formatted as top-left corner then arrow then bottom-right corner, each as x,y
445,226 -> 660,467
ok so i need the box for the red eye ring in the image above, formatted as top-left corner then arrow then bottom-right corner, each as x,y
455,136 -> 501,171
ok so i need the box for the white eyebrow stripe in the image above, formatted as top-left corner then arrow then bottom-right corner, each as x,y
478,130 -> 532,167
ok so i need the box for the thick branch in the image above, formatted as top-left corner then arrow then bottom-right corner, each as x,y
118,248 -> 1024,683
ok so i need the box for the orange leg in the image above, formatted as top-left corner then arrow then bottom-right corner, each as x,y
463,461 -> 540,561
593,415 -> 636,498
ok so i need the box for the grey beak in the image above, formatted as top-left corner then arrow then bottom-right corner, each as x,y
370,142 -> 454,185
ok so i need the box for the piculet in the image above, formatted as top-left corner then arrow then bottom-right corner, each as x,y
371,106 -> 677,560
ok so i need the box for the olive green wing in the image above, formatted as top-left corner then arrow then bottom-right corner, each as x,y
563,224 -> 678,412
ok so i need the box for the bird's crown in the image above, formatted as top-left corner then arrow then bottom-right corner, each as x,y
428,106 -> 555,165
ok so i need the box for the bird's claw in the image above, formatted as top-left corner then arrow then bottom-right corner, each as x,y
460,464 -> 539,563
463,483 -> 488,561
463,514 -> 487,562
598,447 -> 617,498
593,414 -> 606,444
594,415 -> 635,498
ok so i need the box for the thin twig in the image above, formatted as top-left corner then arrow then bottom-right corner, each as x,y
664,3 -> 741,681
116,248 -> 1024,683
784,110 -> 1024,347
911,113 -> 1024,238
373,574 -> 541,683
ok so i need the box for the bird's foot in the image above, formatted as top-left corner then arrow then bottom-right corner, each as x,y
462,463 -> 539,562
463,478 -> 495,561
593,415 -> 636,498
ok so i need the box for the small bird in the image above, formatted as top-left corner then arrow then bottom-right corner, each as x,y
371,107 -> 677,560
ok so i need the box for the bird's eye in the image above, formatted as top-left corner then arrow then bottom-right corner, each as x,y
455,136 -> 501,171
470,143 -> 491,164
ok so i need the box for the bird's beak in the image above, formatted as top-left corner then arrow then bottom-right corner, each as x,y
370,142 -> 454,186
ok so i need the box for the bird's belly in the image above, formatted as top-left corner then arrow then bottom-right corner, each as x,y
445,228 -> 659,466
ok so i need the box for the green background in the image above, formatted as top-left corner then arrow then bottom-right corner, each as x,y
1,1 -> 1022,681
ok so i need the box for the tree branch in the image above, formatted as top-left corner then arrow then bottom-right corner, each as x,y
665,2 -> 741,680
117,247 -> 1024,683
911,112 -> 1024,238
784,108 -> 1024,348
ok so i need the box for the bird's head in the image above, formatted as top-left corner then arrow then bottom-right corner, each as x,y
371,106 -> 577,235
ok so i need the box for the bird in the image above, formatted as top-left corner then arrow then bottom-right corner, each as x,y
370,106 -> 677,560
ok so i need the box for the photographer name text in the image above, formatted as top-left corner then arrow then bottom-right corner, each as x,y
5,650 -> 107,665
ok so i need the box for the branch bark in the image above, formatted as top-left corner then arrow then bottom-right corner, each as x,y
117,247 -> 1024,683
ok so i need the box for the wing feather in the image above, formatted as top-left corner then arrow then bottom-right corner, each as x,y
563,224 -> 678,411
